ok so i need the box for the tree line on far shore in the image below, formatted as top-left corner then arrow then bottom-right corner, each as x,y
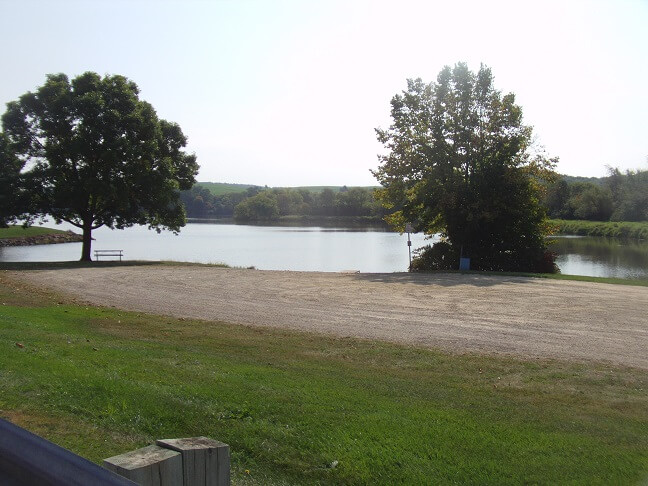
545,168 -> 648,222
180,168 -> 648,224
180,185 -> 388,222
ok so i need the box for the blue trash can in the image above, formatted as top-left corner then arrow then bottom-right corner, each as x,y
459,257 -> 470,271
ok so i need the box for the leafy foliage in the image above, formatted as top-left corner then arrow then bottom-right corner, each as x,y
607,167 -> 648,221
544,168 -> 648,222
233,192 -> 280,222
545,179 -> 614,221
1,72 -> 198,260
409,241 -> 458,271
373,63 -> 557,272
180,185 -> 386,221
0,132 -> 26,226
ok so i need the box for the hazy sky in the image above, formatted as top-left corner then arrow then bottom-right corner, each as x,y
1,0 -> 646,186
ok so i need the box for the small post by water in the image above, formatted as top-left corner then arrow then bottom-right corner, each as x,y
405,222 -> 413,271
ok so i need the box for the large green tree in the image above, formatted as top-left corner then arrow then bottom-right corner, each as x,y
0,132 -> 26,227
1,72 -> 198,260
607,166 -> 648,221
233,192 -> 280,222
373,63 -> 557,272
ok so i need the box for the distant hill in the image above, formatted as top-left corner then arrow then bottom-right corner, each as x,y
560,174 -> 606,186
288,185 -> 380,193
195,182 -> 380,195
198,177 -> 606,195
195,182 -> 259,196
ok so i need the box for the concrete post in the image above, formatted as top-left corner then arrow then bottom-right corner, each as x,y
156,437 -> 230,486
103,444 -> 183,486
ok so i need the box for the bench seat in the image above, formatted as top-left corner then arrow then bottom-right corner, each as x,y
94,249 -> 123,261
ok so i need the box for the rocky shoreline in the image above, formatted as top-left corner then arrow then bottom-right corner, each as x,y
0,231 -> 83,247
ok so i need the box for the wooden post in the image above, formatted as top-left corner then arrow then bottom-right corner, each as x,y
103,445 -> 183,486
156,437 -> 230,486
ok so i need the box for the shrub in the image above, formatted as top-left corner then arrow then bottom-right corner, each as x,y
410,241 -> 459,271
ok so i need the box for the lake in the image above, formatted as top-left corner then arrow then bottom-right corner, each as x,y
0,222 -> 431,273
548,236 -> 648,279
1,222 -> 647,278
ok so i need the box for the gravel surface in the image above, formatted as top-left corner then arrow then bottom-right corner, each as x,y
13,266 -> 648,369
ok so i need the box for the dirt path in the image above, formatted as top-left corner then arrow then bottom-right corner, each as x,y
12,266 -> 648,369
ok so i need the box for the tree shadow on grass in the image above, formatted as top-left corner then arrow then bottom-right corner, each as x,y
351,271 -> 539,287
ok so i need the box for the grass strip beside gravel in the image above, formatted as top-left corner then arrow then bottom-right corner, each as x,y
0,273 -> 647,485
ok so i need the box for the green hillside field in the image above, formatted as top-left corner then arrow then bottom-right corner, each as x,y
195,182 -> 380,195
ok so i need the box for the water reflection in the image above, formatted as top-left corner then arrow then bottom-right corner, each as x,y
550,236 -> 648,279
0,222 -> 430,273
2,223 -> 647,278
188,218 -> 390,231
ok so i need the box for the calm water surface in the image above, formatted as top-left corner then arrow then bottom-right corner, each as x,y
2,223 -> 647,277
549,236 -> 648,279
0,223 -> 431,273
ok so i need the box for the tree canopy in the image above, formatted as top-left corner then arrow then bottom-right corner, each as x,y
1,72 -> 198,260
605,167 -> 648,221
542,167 -> 648,222
0,132 -> 26,227
179,185 -> 386,222
373,63 -> 557,272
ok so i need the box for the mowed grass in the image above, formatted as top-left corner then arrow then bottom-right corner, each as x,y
0,274 -> 647,485
0,225 -> 70,239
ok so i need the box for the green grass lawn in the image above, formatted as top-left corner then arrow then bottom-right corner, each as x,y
1,273 -> 647,485
0,225 -> 70,239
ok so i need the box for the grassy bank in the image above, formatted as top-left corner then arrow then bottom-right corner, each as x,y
1,273 -> 647,484
0,225 -> 82,247
0,225 -> 71,239
550,219 -> 648,239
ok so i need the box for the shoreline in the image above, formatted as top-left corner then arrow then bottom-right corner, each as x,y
0,231 -> 83,247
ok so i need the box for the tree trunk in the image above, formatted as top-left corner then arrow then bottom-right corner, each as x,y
80,221 -> 93,261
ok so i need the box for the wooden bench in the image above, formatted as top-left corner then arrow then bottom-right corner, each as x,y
94,249 -> 124,261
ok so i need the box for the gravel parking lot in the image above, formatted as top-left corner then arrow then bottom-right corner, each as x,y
13,266 -> 648,369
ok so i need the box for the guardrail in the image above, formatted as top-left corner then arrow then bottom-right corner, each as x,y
0,418 -> 137,486
0,418 -> 231,486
